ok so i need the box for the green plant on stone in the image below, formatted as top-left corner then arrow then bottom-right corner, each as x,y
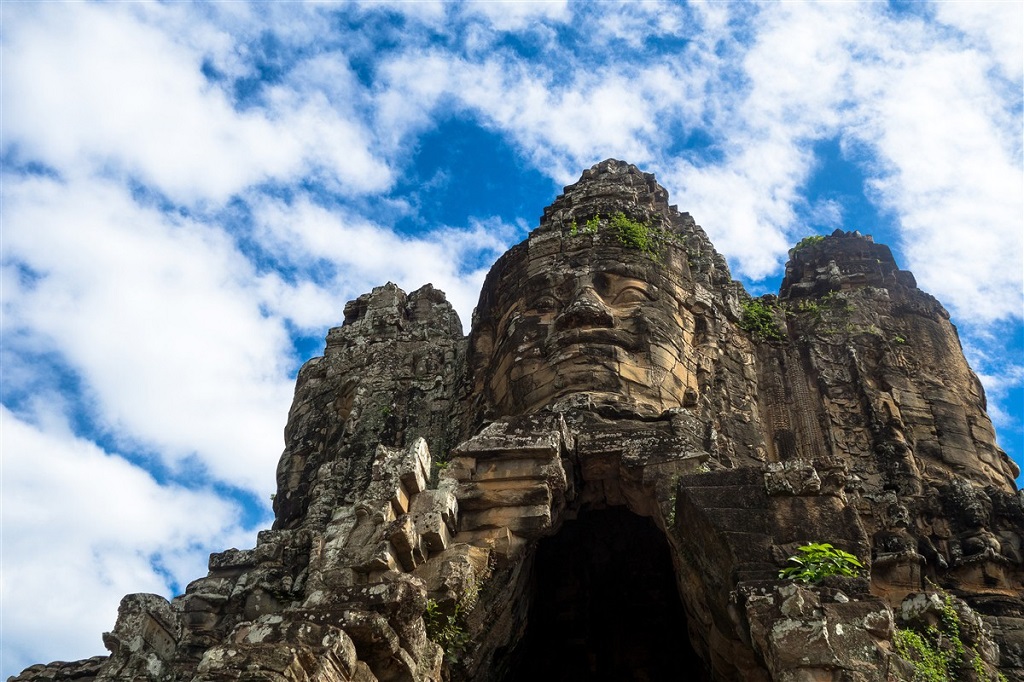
428,460 -> 450,489
892,591 -> 1002,682
894,627 -> 951,682
796,299 -> 824,320
778,542 -> 864,583
609,211 -> 659,257
793,234 -> 825,252
424,598 -> 470,658
740,299 -> 785,342
584,213 -> 601,234
821,290 -> 855,314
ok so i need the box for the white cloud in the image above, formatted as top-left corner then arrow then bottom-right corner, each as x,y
1,406 -> 252,678
933,1 -> 1024,81
250,193 -> 514,327
1,3 -> 390,205
854,37 -> 1023,322
463,0 -> 569,32
2,174 -> 295,492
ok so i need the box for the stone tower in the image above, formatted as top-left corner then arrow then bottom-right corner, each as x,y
13,160 -> 1023,682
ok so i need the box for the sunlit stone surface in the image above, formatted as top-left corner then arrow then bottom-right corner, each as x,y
13,160 -> 1022,682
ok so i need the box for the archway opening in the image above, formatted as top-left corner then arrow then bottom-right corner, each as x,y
504,507 -> 707,681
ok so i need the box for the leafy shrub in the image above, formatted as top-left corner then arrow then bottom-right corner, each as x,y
778,542 -> 864,582
567,211 -> 691,263
424,598 -> 470,657
793,234 -> 825,251
609,211 -> 658,256
740,299 -> 785,342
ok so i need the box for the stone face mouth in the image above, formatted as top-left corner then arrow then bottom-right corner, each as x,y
544,327 -> 641,356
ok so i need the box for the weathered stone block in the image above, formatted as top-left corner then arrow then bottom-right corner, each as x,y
459,504 -> 552,537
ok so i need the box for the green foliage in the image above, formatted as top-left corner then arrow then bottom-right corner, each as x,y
424,598 -> 471,658
428,460 -> 450,489
569,209 -> 663,258
797,299 -> 823,317
894,335 -> 906,345
821,290 -> 855,314
740,299 -> 785,342
793,234 -> 825,252
894,627 -> 951,682
609,211 -> 659,257
793,291 -> 858,338
893,590 -> 1002,682
778,542 -> 864,583
567,211 -> 687,261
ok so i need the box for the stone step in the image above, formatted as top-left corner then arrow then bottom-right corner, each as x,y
680,467 -> 763,488
470,457 -> 563,483
682,485 -> 768,512
733,562 -> 781,583
459,503 -> 552,537
720,531 -> 772,556
692,507 -> 769,534
457,527 -> 527,557
456,480 -> 551,510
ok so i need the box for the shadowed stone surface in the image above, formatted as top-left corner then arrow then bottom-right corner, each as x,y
12,160 -> 1022,682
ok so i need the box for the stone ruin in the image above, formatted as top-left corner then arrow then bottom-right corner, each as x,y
13,159 -> 1023,681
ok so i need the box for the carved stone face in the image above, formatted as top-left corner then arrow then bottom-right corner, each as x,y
472,234 -> 698,418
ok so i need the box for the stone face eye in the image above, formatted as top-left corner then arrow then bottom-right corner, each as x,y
612,286 -> 652,305
531,294 -> 559,312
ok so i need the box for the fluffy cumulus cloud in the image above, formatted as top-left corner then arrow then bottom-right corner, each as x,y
1,3 -> 390,204
1,406 -> 251,675
2,174 -> 294,491
1,1 -> 1021,677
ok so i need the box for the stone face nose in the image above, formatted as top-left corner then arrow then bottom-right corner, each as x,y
555,285 -> 613,330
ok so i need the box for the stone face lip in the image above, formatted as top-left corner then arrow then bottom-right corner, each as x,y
12,160 -> 1022,682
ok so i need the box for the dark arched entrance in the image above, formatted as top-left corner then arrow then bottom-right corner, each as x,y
504,507 -> 707,681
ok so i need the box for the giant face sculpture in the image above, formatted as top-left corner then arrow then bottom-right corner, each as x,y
470,230 -> 700,419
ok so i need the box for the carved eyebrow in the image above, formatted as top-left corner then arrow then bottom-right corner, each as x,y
593,261 -> 648,280
526,272 -> 560,291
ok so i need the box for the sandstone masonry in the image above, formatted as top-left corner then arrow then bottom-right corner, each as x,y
13,160 -> 1023,682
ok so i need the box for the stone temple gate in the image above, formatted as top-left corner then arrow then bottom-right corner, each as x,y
14,160 -> 1023,682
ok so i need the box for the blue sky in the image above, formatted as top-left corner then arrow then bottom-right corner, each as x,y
1,1 -> 1021,676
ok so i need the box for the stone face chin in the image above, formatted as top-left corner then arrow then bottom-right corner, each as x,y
13,159 -> 1023,682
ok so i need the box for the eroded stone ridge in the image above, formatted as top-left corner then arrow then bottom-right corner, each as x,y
14,160 -> 1023,682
